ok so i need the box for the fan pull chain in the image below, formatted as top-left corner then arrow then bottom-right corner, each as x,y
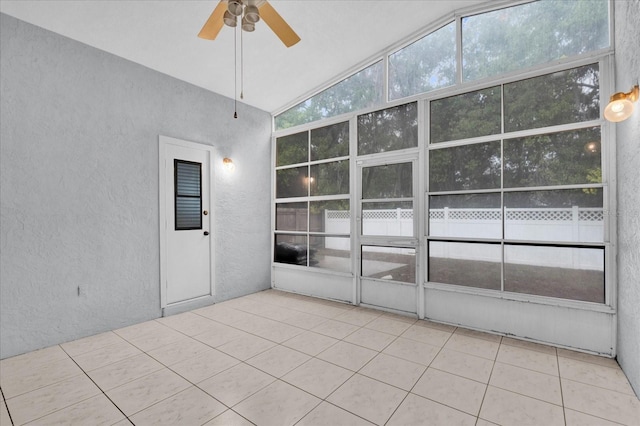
240,24 -> 244,100
234,21 -> 238,119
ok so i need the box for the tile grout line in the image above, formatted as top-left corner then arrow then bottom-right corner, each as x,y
1,386 -> 15,426
475,336 -> 502,425
60,344 -> 133,425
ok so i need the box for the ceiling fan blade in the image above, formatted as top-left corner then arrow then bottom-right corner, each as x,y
198,0 -> 227,40
258,1 -> 301,47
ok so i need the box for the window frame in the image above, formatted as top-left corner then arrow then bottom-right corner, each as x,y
424,56 -> 613,307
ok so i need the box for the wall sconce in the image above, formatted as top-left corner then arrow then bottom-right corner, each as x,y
222,157 -> 235,172
604,84 -> 639,122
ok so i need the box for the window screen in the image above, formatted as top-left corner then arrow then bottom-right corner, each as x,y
175,160 -> 202,230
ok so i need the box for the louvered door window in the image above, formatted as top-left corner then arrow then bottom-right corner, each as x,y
174,160 -> 202,230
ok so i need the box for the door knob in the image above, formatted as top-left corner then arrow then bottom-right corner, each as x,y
203,231 -> 210,236
203,210 -> 208,215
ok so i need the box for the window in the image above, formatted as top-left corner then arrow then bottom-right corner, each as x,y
275,62 -> 384,130
428,63 -> 605,303
462,0 -> 609,81
275,121 -> 351,273
389,22 -> 456,101
174,160 -> 201,230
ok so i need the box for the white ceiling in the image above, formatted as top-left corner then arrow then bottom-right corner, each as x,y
0,0 -> 487,114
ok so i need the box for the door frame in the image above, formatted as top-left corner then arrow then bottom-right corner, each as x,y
159,135 -> 216,314
355,153 -> 421,315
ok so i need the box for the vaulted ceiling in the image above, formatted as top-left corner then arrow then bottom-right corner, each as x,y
0,0 -> 488,113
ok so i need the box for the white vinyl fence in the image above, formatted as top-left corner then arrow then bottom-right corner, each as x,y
324,207 -> 604,270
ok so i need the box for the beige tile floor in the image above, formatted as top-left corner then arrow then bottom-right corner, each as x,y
1,289 -> 639,426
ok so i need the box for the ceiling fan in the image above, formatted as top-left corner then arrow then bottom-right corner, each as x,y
198,0 -> 301,47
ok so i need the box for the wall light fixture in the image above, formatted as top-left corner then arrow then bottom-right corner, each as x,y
604,84 -> 639,122
223,157 -> 235,171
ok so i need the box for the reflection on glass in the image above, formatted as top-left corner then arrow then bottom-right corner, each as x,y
429,142 -> 501,192
276,166 -> 308,199
462,0 -> 609,81
310,235 -> 351,273
504,128 -> 601,188
362,163 -> 412,199
358,103 -> 418,155
505,64 -> 600,132
430,87 -> 501,143
310,161 -> 349,196
275,203 -> 308,232
310,200 -> 350,233
362,202 -> 413,237
429,194 -> 501,239
504,245 -> 604,303
276,132 -> 308,166
311,122 -> 349,161
274,234 -> 308,266
275,61 -> 384,130
428,241 -> 501,290
362,246 -> 415,284
389,22 -> 456,101
504,189 -> 603,243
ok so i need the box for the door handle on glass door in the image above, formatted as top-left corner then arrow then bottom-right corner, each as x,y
204,231 -> 210,236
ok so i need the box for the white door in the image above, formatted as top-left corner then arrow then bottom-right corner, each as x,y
160,136 -> 213,308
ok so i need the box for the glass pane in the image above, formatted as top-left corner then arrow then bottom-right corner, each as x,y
274,234 -> 309,266
505,64 -> 600,132
430,86 -> 501,143
362,163 -> 412,199
362,246 -> 415,284
389,22 -> 456,101
429,142 -> 501,192
504,189 -> 604,243
362,202 -> 413,237
310,235 -> 351,273
311,122 -> 349,161
175,161 -> 201,196
504,245 -> 604,303
428,241 -> 501,290
276,166 -> 308,199
276,132 -> 308,166
358,103 -> 418,155
310,200 -> 350,233
275,61 -> 384,130
462,0 -> 609,81
175,197 -> 201,230
175,160 -> 201,230
429,194 -> 501,239
310,161 -> 349,196
504,127 -> 602,188
275,202 -> 308,232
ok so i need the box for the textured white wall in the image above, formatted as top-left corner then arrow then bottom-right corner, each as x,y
0,14 -> 272,359
614,0 -> 640,396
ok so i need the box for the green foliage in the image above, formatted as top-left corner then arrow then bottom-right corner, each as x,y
357,103 -> 418,155
362,163 -> 413,199
311,121 -> 349,161
275,0 -> 609,130
463,0 -> 609,81
389,22 -> 456,100
504,127 -> 602,188
276,131 -> 307,166
429,142 -> 501,192
430,87 -> 501,143
275,62 -> 384,130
